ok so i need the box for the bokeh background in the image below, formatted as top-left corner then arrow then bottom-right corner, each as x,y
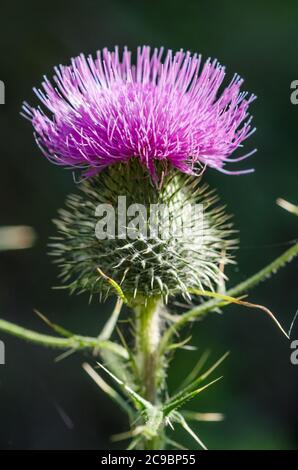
0,0 -> 297,450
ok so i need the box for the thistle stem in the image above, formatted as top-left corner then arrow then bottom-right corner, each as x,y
159,241 -> 298,354
135,296 -> 163,449
135,297 -> 161,402
0,319 -> 128,359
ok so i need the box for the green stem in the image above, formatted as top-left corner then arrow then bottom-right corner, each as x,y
159,242 -> 298,355
135,296 -> 164,449
0,319 -> 128,359
135,296 -> 161,403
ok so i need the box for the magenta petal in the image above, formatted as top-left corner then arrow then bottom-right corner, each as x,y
22,46 -> 256,182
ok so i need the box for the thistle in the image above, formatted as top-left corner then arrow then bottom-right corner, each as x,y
0,46 -> 296,451
22,46 -> 256,183
50,159 -> 236,301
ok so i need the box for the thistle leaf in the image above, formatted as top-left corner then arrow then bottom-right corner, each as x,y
34,309 -> 74,338
172,352 -> 229,401
82,362 -> 133,418
189,288 -> 289,339
178,349 -> 211,390
111,426 -> 144,442
115,326 -> 140,382
98,298 -> 123,340
167,335 -> 193,351
277,198 -> 298,216
182,411 -> 224,422
163,376 -> 222,416
165,437 -> 188,450
174,412 -> 208,450
0,225 -> 35,251
97,362 -> 152,411
126,436 -> 142,450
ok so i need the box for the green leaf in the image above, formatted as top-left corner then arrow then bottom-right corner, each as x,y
178,349 -> 211,390
170,352 -> 229,404
167,335 -> 193,351
82,362 -> 133,418
34,309 -> 74,338
174,412 -> 208,450
126,436 -> 142,450
98,298 -> 123,340
165,437 -> 188,450
97,362 -> 152,411
116,326 -> 140,382
163,376 -> 222,416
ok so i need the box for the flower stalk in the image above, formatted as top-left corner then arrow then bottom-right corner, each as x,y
135,296 -> 162,404
0,318 -> 128,358
134,296 -> 165,449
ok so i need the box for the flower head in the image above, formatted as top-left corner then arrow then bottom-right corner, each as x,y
23,46 -> 256,183
50,160 -> 236,301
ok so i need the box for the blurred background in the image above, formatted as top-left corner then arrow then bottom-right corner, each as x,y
0,0 -> 297,450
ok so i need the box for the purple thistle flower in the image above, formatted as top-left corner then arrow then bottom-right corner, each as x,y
22,46 -> 256,182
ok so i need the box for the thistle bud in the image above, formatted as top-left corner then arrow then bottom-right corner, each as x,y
50,160 -> 236,301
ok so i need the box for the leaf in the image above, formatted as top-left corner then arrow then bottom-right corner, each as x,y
167,335 -> 193,351
98,298 -> 123,340
96,362 -> 152,411
174,412 -> 208,450
189,288 -> 289,339
82,362 -> 133,418
54,348 -> 77,363
163,376 -> 222,416
111,426 -> 143,442
116,326 -> 140,381
34,309 -> 74,338
165,437 -> 188,450
172,351 -> 229,401
178,350 -> 211,390
277,198 -> 298,216
0,225 -> 35,251
182,411 -> 224,422
126,436 -> 142,450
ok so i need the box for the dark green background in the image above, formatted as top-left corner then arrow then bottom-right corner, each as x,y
0,0 -> 297,449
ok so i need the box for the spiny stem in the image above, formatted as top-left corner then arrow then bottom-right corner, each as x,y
1,243 -> 297,361
0,319 -> 128,359
159,242 -> 298,354
135,296 -> 164,449
135,297 -> 161,403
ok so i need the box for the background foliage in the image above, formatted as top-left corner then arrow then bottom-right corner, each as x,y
0,0 -> 297,449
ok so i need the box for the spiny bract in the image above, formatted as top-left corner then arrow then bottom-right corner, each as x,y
50,160 -> 237,301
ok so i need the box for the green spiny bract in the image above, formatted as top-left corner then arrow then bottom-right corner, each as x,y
50,160 -> 237,301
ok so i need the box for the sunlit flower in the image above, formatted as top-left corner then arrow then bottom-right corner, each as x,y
23,46 -> 256,182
